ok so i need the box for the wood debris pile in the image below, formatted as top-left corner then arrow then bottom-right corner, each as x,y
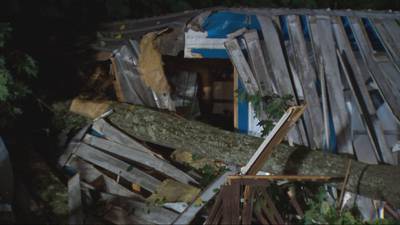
56,7 -> 400,224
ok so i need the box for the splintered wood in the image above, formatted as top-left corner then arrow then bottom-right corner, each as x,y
58,118 -> 205,224
241,105 -> 306,175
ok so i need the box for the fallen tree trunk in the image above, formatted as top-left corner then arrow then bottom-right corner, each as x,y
63,103 -> 400,207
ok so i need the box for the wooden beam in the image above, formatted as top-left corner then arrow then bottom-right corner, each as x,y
336,49 -> 384,162
257,15 -> 308,146
74,143 -> 161,192
243,30 -> 275,96
224,38 -> 259,95
92,118 -> 161,157
287,15 -> 324,149
309,15 -> 353,155
337,160 -> 352,213
67,157 -> 144,200
58,124 -> 91,167
241,106 -> 306,175
68,173 -> 83,224
349,16 -> 400,126
83,134 -> 197,184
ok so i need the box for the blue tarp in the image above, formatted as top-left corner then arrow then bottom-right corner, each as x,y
191,11 -> 261,59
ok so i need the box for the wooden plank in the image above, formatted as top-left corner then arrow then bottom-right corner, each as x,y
241,186 -> 254,225
287,15 -> 324,149
83,134 -> 197,185
309,15 -> 353,154
257,15 -> 308,146
261,205 -> 277,225
58,124 -> 92,167
336,49 -> 384,162
204,190 -> 223,225
337,160 -> 352,212
231,183 -> 241,225
221,185 -> 232,225
331,16 -> 378,117
350,107 -> 379,164
287,187 -> 304,217
74,143 -> 161,192
255,209 -> 270,225
224,38 -> 259,95
349,16 -> 400,124
68,173 -> 83,224
257,15 -> 295,96
92,118 -> 160,157
372,19 -> 400,66
234,68 -> 239,130
243,30 -> 275,96
319,55 -> 331,151
381,19 -> 400,47
241,106 -> 306,175
349,17 -> 399,164
67,157 -> 144,199
264,192 -> 284,224
172,170 -> 236,225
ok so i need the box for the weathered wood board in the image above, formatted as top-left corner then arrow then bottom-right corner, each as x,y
74,143 -> 161,192
309,15 -> 353,154
257,15 -> 308,146
68,173 -> 83,224
349,17 -> 400,124
92,118 -> 159,157
68,157 -> 144,199
243,30 -> 275,96
241,105 -> 305,175
372,19 -> 400,67
224,38 -> 259,95
349,17 -> 400,164
287,15 -> 324,149
336,50 -> 385,163
83,134 -> 197,185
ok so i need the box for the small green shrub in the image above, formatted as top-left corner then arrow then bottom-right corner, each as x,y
237,90 -> 294,136
0,23 -> 38,129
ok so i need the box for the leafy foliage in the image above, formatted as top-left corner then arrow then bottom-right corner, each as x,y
237,90 -> 294,136
0,23 -> 38,129
303,187 -> 360,225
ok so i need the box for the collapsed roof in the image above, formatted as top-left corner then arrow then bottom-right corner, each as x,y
95,8 -> 400,164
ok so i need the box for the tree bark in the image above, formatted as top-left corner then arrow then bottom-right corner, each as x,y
65,103 -> 400,207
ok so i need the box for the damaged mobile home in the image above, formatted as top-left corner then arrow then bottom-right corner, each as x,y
54,7 -> 400,224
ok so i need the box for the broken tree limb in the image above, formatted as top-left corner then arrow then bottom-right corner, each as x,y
62,103 -> 400,207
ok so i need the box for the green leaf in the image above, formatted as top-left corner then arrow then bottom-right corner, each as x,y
16,54 -> 38,78
0,23 -> 12,48
0,68 -> 11,102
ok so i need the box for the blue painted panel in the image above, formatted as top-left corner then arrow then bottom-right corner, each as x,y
191,49 -> 229,59
202,11 -> 261,38
279,15 -> 290,41
238,78 -> 249,133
